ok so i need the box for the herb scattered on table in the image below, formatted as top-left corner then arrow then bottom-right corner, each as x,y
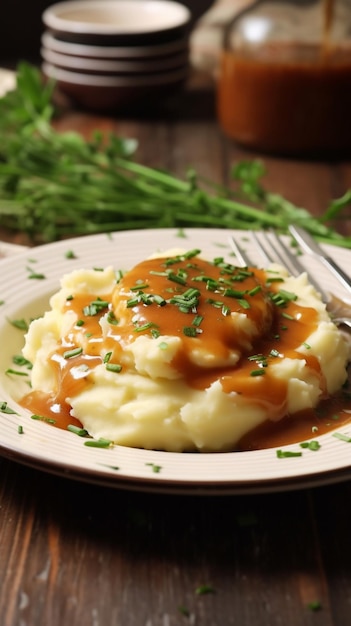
195,585 -> 216,595
178,605 -> 191,617
0,63 -> 350,246
307,600 -> 322,612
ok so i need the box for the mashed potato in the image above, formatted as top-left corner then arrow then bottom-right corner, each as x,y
21,249 -> 349,452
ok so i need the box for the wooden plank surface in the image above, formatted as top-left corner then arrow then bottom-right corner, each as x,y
2,458 -> 351,626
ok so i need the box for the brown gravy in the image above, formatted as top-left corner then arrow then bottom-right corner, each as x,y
217,0 -> 351,155
20,254 -> 351,450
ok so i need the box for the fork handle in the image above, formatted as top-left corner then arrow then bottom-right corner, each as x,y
321,257 -> 351,296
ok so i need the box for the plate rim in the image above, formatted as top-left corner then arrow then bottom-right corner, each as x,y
1,226 -> 351,494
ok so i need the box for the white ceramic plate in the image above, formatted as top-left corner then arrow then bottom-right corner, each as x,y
1,227 -> 351,495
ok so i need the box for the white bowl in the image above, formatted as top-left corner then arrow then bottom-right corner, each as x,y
42,0 -> 191,35
41,46 -> 189,73
42,61 -> 188,110
42,30 -> 189,58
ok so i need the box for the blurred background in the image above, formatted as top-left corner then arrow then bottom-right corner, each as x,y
0,0 -> 249,72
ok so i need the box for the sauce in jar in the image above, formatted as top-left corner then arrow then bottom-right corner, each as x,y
217,43 -> 351,155
217,0 -> 351,155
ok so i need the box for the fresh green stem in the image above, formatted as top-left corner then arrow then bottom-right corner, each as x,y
0,62 -> 351,246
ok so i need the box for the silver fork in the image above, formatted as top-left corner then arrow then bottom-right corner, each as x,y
229,231 -> 351,329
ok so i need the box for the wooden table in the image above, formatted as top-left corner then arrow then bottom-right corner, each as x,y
1,70 -> 351,626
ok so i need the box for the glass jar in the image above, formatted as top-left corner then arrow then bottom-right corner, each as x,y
217,0 -> 351,156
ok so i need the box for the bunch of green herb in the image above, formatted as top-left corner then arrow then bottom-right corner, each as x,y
0,62 -> 350,245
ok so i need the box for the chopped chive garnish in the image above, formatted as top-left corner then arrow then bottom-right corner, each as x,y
238,298 -> 250,309
183,326 -> 197,337
83,298 -> 109,316
332,432 -> 351,443
18,425 -> 24,434
192,315 -> 203,327
66,294 -> 74,301
130,282 -> 149,291
149,270 -> 168,277
266,276 -> 284,284
223,288 -> 246,298
126,295 -> 139,308
27,269 -> 46,280
279,289 -> 298,301
116,269 -> 125,281
299,440 -> 321,451
84,438 -> 113,448
8,318 -> 29,331
281,312 -> 295,320
103,351 -> 112,363
206,298 -> 224,308
31,414 -> 56,424
13,355 -> 32,369
145,462 -> 162,473
63,347 -> 83,359
166,271 -> 187,285
276,449 -> 302,458
164,250 -> 200,266
67,424 -> 89,437
153,294 -> 166,306
248,355 -> 268,367
250,369 -> 266,377
222,304 -> 231,316
107,311 -> 119,325
5,369 -> 29,376
0,401 -> 18,415
98,463 -> 120,471
134,322 -> 159,333
76,319 -> 85,327
65,250 -> 77,259
106,363 -> 122,373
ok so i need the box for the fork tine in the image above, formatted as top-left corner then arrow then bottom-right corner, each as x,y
229,231 -> 351,328
265,230 -> 305,277
252,230 -> 329,300
250,230 -> 275,266
250,229 -> 302,275
228,235 -> 251,267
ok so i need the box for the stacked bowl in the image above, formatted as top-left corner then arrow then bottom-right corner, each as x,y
41,0 -> 192,111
